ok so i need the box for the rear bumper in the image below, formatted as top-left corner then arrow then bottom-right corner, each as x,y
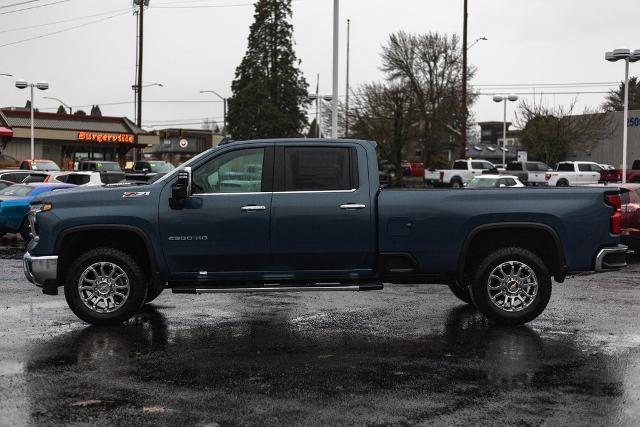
594,245 -> 628,272
23,252 -> 58,287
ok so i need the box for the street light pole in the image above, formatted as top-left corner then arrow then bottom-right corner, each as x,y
15,79 -> 49,160
331,0 -> 339,138
345,18 -> 350,138
493,94 -> 518,165
461,0 -> 467,159
605,48 -> 640,184
44,96 -> 72,114
200,90 -> 227,134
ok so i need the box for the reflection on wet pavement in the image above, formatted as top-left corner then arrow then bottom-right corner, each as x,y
17,304 -> 640,425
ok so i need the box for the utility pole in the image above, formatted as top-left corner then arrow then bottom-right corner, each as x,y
461,0 -> 468,159
345,18 -> 350,138
135,0 -> 147,160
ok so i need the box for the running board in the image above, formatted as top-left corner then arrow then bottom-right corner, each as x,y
172,283 -> 383,294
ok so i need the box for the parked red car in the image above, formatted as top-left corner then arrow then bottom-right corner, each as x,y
401,160 -> 425,178
620,183 -> 640,250
19,159 -> 60,171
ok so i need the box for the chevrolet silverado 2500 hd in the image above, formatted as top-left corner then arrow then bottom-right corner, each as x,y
23,139 -> 627,326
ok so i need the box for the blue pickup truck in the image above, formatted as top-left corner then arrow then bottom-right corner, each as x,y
23,139 -> 627,326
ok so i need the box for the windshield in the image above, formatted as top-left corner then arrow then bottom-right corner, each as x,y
149,162 -> 175,173
466,177 -> 497,188
0,184 -> 33,197
31,160 -> 60,171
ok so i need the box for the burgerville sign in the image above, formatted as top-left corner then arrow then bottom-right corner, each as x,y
77,132 -> 134,144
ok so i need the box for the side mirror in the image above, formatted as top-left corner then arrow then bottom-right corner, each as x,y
142,168 -> 150,173
499,184 -> 506,188
170,167 -> 191,209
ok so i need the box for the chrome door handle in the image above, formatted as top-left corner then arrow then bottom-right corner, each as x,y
241,205 -> 266,212
340,203 -> 366,210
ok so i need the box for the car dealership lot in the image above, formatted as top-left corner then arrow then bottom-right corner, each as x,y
1,252 -> 640,426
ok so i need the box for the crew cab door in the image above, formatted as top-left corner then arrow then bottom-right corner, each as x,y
269,144 -> 374,278
158,145 -> 274,281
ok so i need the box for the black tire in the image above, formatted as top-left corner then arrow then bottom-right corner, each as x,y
144,287 -> 164,304
19,217 -> 31,241
447,282 -> 474,305
556,179 -> 569,187
64,247 -> 148,326
469,247 -> 551,325
451,177 -> 463,189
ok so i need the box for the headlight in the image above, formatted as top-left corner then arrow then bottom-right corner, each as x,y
29,202 -> 53,214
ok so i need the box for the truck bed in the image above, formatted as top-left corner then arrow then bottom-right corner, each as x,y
377,187 -> 619,274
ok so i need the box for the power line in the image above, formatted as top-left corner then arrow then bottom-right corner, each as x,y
150,3 -> 255,9
478,91 -> 611,95
0,8 -> 130,34
0,0 -> 70,15
475,82 -> 618,88
0,0 -> 43,10
0,11 -> 130,48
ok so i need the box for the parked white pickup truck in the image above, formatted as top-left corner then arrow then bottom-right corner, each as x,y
545,161 -> 602,187
424,159 -> 496,188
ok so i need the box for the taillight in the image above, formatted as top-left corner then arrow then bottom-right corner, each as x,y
439,171 -> 444,183
606,194 -> 622,234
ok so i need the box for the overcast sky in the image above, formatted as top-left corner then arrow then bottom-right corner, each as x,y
0,0 -> 637,132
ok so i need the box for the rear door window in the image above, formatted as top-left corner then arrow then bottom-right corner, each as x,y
557,163 -> 574,171
66,174 -> 91,185
452,161 -> 467,170
507,163 -> 522,171
284,147 -> 355,191
578,164 -> 591,172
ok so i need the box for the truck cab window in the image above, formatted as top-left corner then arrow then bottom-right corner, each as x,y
284,147 -> 354,191
192,148 -> 264,194
452,161 -> 467,170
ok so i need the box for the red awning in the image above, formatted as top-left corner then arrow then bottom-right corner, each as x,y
0,126 -> 12,137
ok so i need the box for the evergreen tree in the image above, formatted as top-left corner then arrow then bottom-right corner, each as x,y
227,0 -> 309,139
602,77 -> 640,111
90,105 -> 102,116
56,105 -> 67,114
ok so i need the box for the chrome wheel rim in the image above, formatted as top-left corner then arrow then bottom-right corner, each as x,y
487,261 -> 538,312
78,262 -> 130,314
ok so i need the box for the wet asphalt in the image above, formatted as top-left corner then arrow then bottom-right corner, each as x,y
1,239 -> 640,426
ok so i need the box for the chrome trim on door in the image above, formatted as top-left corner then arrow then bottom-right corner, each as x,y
339,203 -> 366,210
241,205 -> 266,212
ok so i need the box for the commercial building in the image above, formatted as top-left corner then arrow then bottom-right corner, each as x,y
565,109 -> 640,168
0,109 -> 158,168
150,128 -> 224,166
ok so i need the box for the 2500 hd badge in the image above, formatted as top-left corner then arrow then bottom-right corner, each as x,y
168,235 -> 208,241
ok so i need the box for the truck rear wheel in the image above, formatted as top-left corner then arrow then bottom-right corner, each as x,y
447,282 -> 474,305
556,179 -> 569,187
450,177 -> 463,188
469,247 -> 551,325
64,247 -> 148,326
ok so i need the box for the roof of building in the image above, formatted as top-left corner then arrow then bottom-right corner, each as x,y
0,109 -> 150,135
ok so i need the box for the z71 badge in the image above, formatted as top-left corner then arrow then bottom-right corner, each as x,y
122,191 -> 151,198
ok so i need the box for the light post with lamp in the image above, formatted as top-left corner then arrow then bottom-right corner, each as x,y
605,48 -> 640,183
44,96 -> 72,114
493,94 -> 518,166
199,90 -> 226,134
15,79 -> 49,160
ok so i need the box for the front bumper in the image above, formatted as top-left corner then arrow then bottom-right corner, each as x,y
23,252 -> 58,287
594,245 -> 628,272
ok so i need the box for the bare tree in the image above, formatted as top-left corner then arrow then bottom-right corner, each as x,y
515,99 -> 614,166
348,82 -> 418,184
381,31 -> 476,166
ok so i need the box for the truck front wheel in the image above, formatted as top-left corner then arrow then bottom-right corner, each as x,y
64,247 -> 148,325
469,247 -> 551,325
